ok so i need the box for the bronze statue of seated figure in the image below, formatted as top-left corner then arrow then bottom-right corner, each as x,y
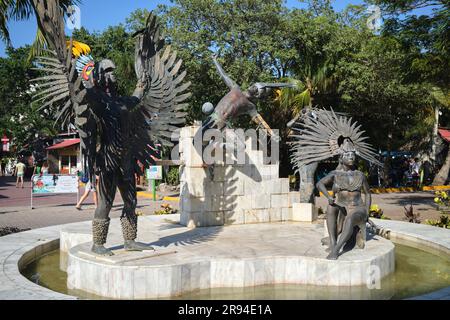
316,139 -> 371,260
289,109 -> 383,260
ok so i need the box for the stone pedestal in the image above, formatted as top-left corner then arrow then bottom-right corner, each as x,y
292,203 -> 318,222
179,125 -> 296,228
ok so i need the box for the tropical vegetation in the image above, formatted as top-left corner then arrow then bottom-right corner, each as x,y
0,0 -> 448,180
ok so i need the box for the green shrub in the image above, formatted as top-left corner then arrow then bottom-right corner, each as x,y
166,167 -> 180,186
403,204 -> 420,223
426,215 -> 450,228
430,191 -> 450,228
434,191 -> 450,206
154,204 -> 178,215
0,227 -> 30,237
369,204 -> 390,220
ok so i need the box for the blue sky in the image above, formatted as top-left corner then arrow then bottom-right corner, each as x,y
0,0 -> 433,57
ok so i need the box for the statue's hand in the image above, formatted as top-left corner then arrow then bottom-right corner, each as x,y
328,197 -> 335,205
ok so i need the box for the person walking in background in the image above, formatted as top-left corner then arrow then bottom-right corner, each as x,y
410,158 -> 420,176
41,161 -> 49,175
408,157 -> 421,187
0,158 -> 6,176
33,162 -> 42,177
75,176 -> 98,210
14,160 -> 26,188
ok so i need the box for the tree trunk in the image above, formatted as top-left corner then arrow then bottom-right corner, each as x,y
431,105 -> 440,163
432,144 -> 450,185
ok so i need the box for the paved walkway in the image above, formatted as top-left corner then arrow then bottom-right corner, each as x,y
0,200 -> 178,230
0,176 -> 179,230
0,175 -> 443,230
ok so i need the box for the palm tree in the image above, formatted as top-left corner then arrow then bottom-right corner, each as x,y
431,86 -> 450,185
0,0 -> 79,58
277,61 -> 335,126
275,61 -> 335,203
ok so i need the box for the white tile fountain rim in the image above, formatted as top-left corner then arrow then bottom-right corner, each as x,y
0,216 -> 449,300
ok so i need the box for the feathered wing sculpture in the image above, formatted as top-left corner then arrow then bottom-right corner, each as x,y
31,0 -> 191,182
129,13 -> 191,168
289,108 -> 383,172
31,0 -> 97,182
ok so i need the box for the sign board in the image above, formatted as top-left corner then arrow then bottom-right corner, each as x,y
146,166 -> 163,180
32,174 -> 78,194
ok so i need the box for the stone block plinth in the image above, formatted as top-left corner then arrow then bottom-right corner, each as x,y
179,125 -> 294,228
292,203 -> 318,222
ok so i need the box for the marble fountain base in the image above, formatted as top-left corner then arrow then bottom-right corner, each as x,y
64,215 -> 395,299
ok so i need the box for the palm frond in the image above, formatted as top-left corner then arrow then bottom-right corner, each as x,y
27,28 -> 47,61
278,79 -> 305,108
431,86 -> 450,108
313,62 -> 334,93
0,0 -> 35,44
0,0 -> 80,47
293,89 -> 311,113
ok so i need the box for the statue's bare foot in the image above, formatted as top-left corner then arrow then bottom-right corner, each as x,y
326,252 -> 339,260
91,244 -> 114,256
124,240 -> 154,251
356,235 -> 365,249
323,240 -> 335,253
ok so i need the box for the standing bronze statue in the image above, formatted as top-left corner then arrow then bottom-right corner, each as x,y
290,109 -> 382,260
32,1 -> 190,256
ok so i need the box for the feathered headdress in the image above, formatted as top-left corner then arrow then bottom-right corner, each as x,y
66,40 -> 91,58
289,108 -> 383,172
64,40 -> 95,81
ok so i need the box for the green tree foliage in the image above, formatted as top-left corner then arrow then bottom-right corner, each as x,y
2,0 -> 448,176
372,0 -> 449,113
336,35 -> 431,151
0,46 -> 55,153
369,0 -> 449,182
72,26 -> 136,96
155,0 -> 298,123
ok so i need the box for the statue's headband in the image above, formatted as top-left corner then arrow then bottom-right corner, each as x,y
339,137 -> 357,154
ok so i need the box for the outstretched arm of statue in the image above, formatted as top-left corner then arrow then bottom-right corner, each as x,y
316,172 -> 335,205
132,81 -> 146,100
212,54 -> 237,90
362,175 -> 371,213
